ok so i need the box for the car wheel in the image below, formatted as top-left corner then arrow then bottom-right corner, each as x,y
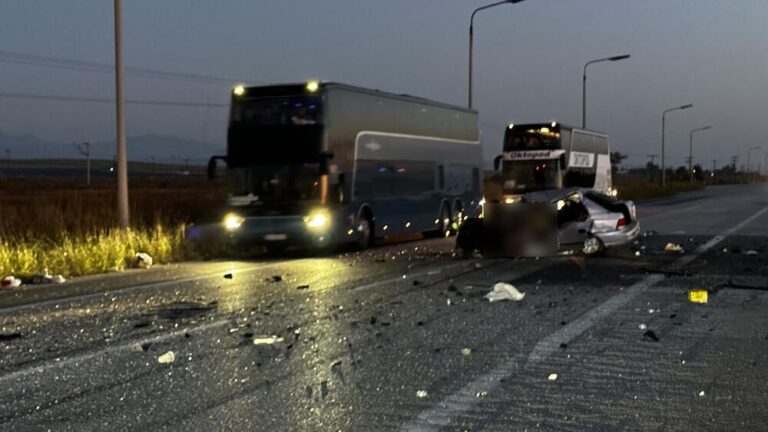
582,236 -> 604,256
356,215 -> 373,250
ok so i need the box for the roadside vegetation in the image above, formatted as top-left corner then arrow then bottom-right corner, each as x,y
0,176 -> 227,279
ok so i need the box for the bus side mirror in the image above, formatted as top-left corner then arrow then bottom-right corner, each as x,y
493,155 -> 503,171
207,156 -> 226,180
319,151 -> 335,175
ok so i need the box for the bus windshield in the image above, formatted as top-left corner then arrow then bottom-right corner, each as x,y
501,160 -> 561,192
504,125 -> 561,151
227,164 -> 322,201
231,96 -> 322,126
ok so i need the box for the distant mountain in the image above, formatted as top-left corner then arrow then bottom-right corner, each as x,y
0,131 -> 223,165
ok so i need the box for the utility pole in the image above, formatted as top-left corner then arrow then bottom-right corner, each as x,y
73,142 -> 91,185
731,156 -> 738,174
711,159 -> 717,174
114,0 -> 129,228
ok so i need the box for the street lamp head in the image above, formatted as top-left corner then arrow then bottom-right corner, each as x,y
679,104 -> 693,110
505,0 -> 526,3
609,54 -> 631,61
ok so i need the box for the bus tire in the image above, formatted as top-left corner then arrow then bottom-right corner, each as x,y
356,213 -> 373,250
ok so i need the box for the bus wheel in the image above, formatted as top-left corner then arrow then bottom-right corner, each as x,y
356,215 -> 373,250
440,205 -> 452,238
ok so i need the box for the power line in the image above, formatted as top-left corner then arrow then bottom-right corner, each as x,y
0,49 -> 245,85
0,91 -> 227,108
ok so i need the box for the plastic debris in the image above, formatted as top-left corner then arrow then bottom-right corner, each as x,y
745,250 -> 758,256
135,252 -> 153,269
157,351 -> 175,364
638,323 -> 647,330
461,347 -> 472,356
51,274 -> 66,284
416,390 -> 428,398
1,276 -> 22,288
32,269 -> 53,284
485,282 -> 526,303
547,373 -> 558,381
476,391 -> 487,398
665,243 -> 685,253
688,289 -> 708,304
698,390 -> 705,397
223,273 -> 233,279
253,335 -> 284,345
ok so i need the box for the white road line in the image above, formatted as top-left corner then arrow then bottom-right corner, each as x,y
0,261 -> 291,315
402,205 -> 768,432
0,319 -> 231,385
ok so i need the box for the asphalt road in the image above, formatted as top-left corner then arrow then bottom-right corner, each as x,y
1,184 -> 767,431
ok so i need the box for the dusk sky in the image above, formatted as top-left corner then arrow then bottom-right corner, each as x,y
1,0 -> 767,168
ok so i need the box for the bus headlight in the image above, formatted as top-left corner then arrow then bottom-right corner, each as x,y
608,187 -> 619,197
223,213 -> 245,231
305,209 -> 330,230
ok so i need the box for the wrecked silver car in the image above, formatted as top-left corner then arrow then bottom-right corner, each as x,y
457,188 -> 640,256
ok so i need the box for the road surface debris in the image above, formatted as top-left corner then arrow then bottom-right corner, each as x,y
157,351 -> 176,364
416,390 -> 428,398
135,252 -> 153,269
665,243 -> 685,253
223,273 -> 233,279
688,289 -> 709,304
1,276 -> 22,288
548,373 -> 558,381
485,282 -> 526,302
461,347 -> 472,356
253,335 -> 285,345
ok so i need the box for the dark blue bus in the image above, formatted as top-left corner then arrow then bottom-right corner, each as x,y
208,81 -> 482,251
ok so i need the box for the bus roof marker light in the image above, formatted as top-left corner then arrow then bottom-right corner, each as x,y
551,121 -> 557,128
508,123 -> 515,129
306,80 -> 320,92
232,84 -> 246,96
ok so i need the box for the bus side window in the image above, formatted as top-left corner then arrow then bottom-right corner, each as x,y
438,165 -> 445,191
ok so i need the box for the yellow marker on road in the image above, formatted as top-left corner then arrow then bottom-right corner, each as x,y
688,289 -> 708,304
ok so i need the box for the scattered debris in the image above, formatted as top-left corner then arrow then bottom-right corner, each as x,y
643,330 -> 659,342
253,335 -> 284,345
485,282 -> 525,303
223,273 -> 233,279
688,289 -> 708,304
412,280 -> 422,286
1,276 -> 22,288
135,252 -> 153,269
638,323 -> 647,330
559,343 -> 568,349
476,391 -> 487,398
156,301 -> 217,320
132,321 -> 151,329
461,347 -> 472,356
744,250 -> 758,256
296,284 -> 310,290
547,373 -> 558,381
446,298 -> 452,306
0,332 -> 22,342
665,243 -> 685,253
698,390 -> 705,397
369,316 -> 377,325
642,230 -> 657,237
270,275 -> 283,282
416,390 -> 428,398
51,275 -> 66,284
157,351 -> 175,364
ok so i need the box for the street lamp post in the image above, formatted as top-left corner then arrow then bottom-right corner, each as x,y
468,0 -> 526,109
582,54 -> 630,129
747,146 -> 760,178
114,0 -> 129,229
688,126 -> 712,182
661,103 -> 693,187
